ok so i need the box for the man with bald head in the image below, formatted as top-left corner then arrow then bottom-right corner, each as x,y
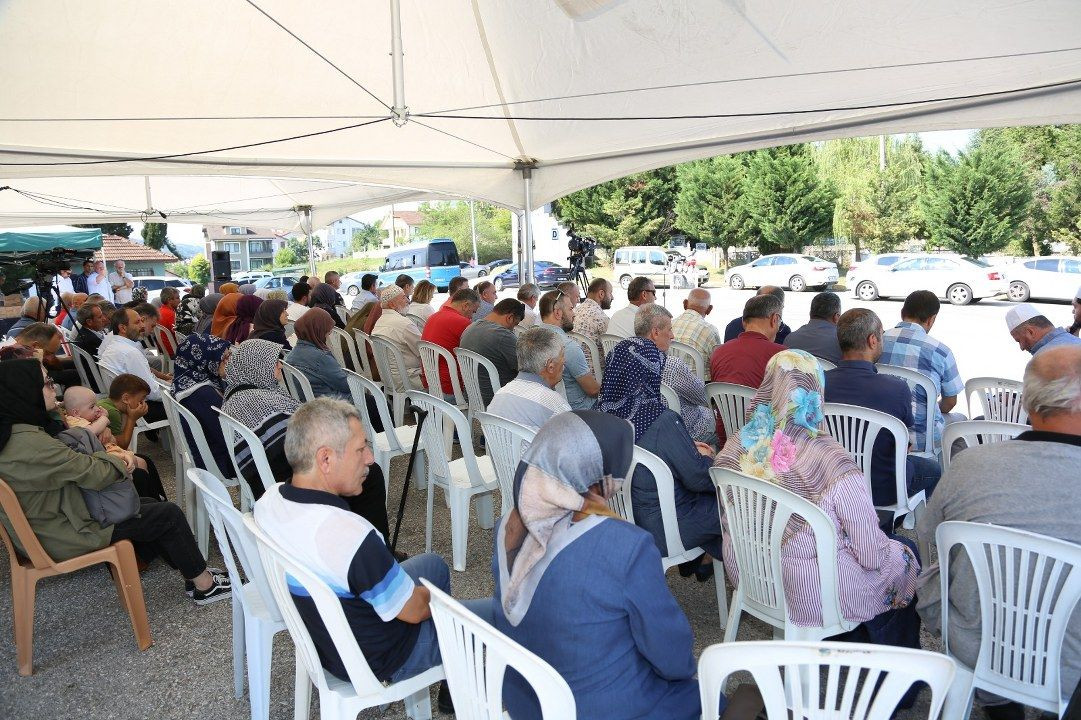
917,345 -> 1081,718
722,285 -> 791,344
672,287 -> 721,360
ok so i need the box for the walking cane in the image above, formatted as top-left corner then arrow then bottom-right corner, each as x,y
390,406 -> 428,553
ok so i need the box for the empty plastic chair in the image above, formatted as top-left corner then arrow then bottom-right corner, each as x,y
937,521 -> 1081,719
187,469 -> 286,720
424,579 -> 576,719
705,382 -> 755,440
327,326 -> 361,371
343,370 -> 425,492
941,420 -> 1030,472
68,343 -> 105,394
279,361 -> 315,403
698,640 -> 956,720
965,376 -> 1027,424
569,331 -> 604,384
876,364 -> 939,456
476,412 -> 535,515
351,329 -> 379,383
711,466 -> 858,642
455,347 -> 502,420
247,517 -> 441,720
369,335 -> 414,426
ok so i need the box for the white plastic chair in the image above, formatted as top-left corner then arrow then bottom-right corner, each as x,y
68,343 -> 105,395
669,340 -> 707,381
279,361 -> 315,403
629,446 -> 728,629
423,579 -> 576,720
406,391 -> 498,572
96,363 -> 171,455
214,407 -> 280,496
698,640 -> 956,720
877,363 -> 939,456
711,467 -> 858,642
815,356 -> 837,371
965,376 -> 1028,424
476,412 -> 535,515
351,329 -> 379,383
568,331 -> 604,384
705,381 -> 755,440
418,341 -> 467,405
821,402 -> 925,530
455,347 -> 502,420
343,370 -> 425,492
405,313 -> 426,331
937,521 -> 1081,719
370,335 -> 413,426
247,517 -> 441,720
659,383 -> 680,414
941,420 -> 1030,473
600,333 -> 622,360
187,469 -> 286,720
152,324 -> 178,374
327,326 -> 361,371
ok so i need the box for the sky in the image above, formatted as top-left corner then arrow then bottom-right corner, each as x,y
141,129 -> 977,249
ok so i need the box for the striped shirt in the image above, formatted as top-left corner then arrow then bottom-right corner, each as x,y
672,309 -> 721,360
254,483 -> 419,681
880,321 -> 963,452
487,372 -> 571,431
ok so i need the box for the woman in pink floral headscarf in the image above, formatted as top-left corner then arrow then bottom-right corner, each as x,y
714,349 -> 922,650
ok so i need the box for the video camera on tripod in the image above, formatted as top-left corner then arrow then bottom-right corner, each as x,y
566,231 -> 596,296
0,247 -> 96,316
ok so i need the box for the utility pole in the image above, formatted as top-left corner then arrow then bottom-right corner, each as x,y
469,200 -> 479,264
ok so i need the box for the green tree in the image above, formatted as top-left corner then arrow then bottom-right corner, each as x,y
552,168 -> 678,248
74,223 -> 133,238
188,253 -> 211,285
743,145 -> 836,254
582,192 -> 664,249
674,156 -> 752,267
350,220 -> 384,253
418,201 -> 512,263
274,246 -> 299,267
141,222 -> 181,257
921,144 -> 1032,256
1050,172 -> 1081,253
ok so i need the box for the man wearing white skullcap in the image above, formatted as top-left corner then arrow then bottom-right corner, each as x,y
371,284 -> 424,389
1006,302 -> 1081,355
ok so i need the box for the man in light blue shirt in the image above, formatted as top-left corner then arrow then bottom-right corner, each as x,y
1006,303 -> 1081,356
540,290 -> 599,411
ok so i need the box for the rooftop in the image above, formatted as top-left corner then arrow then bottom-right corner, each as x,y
94,234 -> 177,263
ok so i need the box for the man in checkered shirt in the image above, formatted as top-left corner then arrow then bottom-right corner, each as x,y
671,287 -> 721,360
879,290 -> 966,454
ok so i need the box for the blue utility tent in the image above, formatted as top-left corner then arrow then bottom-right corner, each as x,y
0,228 -> 102,253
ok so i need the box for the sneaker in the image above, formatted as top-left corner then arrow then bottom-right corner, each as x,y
185,567 -> 226,598
437,680 -> 454,715
192,574 -> 232,606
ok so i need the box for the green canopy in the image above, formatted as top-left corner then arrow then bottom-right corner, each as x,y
0,228 -> 102,252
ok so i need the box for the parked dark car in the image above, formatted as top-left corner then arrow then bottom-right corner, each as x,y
493,261 -> 574,290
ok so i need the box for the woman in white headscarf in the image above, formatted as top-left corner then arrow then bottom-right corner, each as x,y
492,410 -> 714,720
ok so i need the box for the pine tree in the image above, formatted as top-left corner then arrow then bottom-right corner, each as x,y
674,156 -> 752,267
74,223 -> 133,238
141,222 -> 180,257
552,168 -> 678,247
743,145 -> 836,254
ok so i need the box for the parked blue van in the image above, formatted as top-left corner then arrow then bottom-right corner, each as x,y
376,238 -> 461,290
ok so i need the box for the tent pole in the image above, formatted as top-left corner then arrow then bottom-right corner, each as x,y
389,0 -> 408,127
296,204 -> 316,278
469,199 -> 478,264
520,167 -> 535,285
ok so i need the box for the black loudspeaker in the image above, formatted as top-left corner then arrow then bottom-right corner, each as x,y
211,250 -> 232,281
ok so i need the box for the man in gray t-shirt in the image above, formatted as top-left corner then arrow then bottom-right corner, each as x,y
459,299 -> 525,405
539,290 -> 600,411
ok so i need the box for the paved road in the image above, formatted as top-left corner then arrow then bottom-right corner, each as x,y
488,283 -> 1075,417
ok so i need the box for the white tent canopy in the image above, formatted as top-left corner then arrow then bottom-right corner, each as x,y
1,1 -> 1079,276
0,175 -> 439,231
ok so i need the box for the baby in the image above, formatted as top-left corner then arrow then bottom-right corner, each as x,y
61,386 -> 145,473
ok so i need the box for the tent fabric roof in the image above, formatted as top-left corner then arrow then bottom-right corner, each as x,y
96,235 -> 178,263
0,1 -> 1078,211
0,227 -> 101,253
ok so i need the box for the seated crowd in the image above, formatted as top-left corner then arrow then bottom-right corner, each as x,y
0,267 -> 1078,720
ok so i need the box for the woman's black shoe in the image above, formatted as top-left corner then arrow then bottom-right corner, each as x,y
694,561 -> 715,583
983,702 -> 1024,720
677,559 -> 698,577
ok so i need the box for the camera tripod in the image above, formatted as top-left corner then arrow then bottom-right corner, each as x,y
567,253 -> 591,297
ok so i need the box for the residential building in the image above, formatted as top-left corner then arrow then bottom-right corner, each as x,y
70,234 -> 179,277
324,216 -> 369,257
202,225 -> 287,273
380,209 -> 424,248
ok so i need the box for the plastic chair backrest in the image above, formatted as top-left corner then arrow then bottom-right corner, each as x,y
937,521 -> 1081,715
405,313 -> 426,331
821,402 -> 908,500
279,361 -> 315,403
186,469 -> 280,623
418,340 -> 465,405
659,383 -> 680,414
327,327 -> 361,371
342,370 -> 405,454
941,420 -> 1030,472
669,340 -> 707,381
0,478 -> 55,570
965,376 -> 1028,424
423,580 -> 576,719
476,412 -> 535,515
455,348 -> 502,417
633,446 -> 695,559
705,382 -> 755,438
568,331 -> 604,383
711,467 -> 845,632
246,516 -> 388,698
600,333 -> 622,360
698,640 -> 955,720
370,334 -> 412,396
815,356 -> 837,371
214,407 -> 279,494
876,363 -> 938,454
351,329 -> 376,379
161,390 -> 234,480
97,363 -> 119,392
68,343 -> 105,393
153,322 -> 177,357
405,390 -> 483,484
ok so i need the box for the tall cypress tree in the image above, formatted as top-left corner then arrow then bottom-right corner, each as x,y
743,145 -> 836,254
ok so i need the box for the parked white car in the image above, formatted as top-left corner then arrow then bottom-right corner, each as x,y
851,253 -> 1006,305
726,254 -> 838,292
1003,256 -> 1081,302
612,246 -> 709,289
846,253 -> 911,295
131,275 -> 191,303
252,275 -> 301,292
232,271 -> 272,284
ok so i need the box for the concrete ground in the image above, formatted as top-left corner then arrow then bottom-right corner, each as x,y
0,281 -> 1058,719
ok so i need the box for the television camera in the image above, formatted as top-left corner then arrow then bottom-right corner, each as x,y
0,247 -> 96,316
566,231 -> 596,296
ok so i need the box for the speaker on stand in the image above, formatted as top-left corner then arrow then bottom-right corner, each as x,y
211,250 -> 232,291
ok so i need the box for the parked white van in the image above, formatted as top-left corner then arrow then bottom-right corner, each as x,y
612,246 -> 709,290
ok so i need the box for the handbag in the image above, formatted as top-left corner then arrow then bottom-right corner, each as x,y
56,427 -> 142,526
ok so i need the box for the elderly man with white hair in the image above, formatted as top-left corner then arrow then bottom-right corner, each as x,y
86,259 -> 113,302
486,325 -> 571,431
671,287 -> 721,360
109,259 -> 135,305
1006,302 -> 1081,355
371,283 -> 424,389
917,345 -> 1081,720
3,296 -> 48,339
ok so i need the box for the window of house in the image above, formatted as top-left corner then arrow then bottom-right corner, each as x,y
228,226 -> 246,235
222,242 -> 241,254
248,241 -> 271,253
249,257 -> 272,269
230,260 -> 242,272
